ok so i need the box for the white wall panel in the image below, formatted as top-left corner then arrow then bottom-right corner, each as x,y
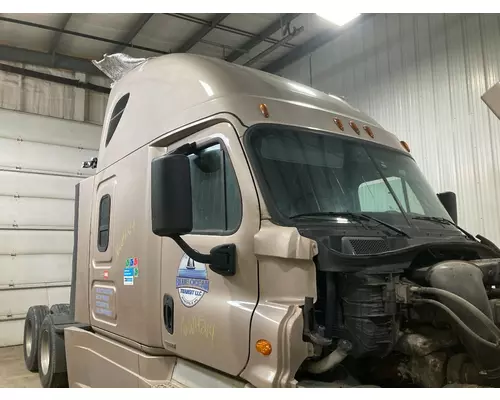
0,138 -> 96,176
0,321 -> 24,347
0,197 -> 74,229
0,170 -> 79,200
279,13 -> 500,245
0,108 -> 99,346
0,231 -> 73,255
0,287 -> 71,320
0,255 -> 72,287
0,108 -> 101,149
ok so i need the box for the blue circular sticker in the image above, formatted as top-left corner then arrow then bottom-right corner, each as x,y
175,254 -> 210,308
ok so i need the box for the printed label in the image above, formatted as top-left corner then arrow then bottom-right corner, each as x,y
94,286 -> 114,318
123,267 -> 134,286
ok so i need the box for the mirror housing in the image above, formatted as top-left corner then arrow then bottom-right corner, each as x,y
151,153 -> 193,237
150,148 -> 237,277
437,191 -> 458,224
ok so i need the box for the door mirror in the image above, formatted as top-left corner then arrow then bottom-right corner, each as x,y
151,154 -> 193,237
437,191 -> 457,224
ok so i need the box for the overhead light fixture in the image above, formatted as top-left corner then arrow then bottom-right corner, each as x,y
316,12 -> 360,27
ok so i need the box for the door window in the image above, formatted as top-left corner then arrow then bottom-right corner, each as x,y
188,143 -> 242,234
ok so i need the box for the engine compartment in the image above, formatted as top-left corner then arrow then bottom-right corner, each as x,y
295,230 -> 500,388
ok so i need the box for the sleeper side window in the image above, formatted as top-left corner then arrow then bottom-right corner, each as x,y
98,195 -> 111,251
188,143 -> 242,234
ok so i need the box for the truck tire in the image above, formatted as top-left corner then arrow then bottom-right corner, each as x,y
50,303 -> 70,315
38,314 -> 68,388
23,305 -> 49,372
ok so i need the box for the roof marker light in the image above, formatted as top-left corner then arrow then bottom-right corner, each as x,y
363,125 -> 374,138
333,117 -> 344,131
401,141 -> 411,152
349,121 -> 360,135
259,103 -> 269,118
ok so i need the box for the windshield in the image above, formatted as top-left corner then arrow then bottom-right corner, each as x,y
247,125 -> 451,226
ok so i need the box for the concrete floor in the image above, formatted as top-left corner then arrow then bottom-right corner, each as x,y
0,346 -> 40,388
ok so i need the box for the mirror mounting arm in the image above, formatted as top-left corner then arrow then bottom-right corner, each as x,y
171,235 -> 212,264
170,235 -> 237,277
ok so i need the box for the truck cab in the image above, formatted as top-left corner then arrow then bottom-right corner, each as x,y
24,53 -> 500,388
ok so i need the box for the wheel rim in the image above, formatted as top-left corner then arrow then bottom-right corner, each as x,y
40,329 -> 50,375
25,319 -> 33,356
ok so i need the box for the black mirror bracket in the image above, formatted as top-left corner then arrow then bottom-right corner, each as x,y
171,235 -> 237,277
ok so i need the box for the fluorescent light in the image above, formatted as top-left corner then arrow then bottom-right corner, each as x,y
317,12 -> 360,27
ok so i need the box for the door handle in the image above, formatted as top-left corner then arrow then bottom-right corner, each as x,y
163,294 -> 174,334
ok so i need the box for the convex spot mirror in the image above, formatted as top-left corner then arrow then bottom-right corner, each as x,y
151,153 -> 193,237
437,191 -> 457,224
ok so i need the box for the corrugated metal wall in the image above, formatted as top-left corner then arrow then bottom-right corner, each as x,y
0,61 -> 109,124
279,13 -> 500,245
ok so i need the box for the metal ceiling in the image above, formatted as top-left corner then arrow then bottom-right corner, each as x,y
0,13 -> 368,77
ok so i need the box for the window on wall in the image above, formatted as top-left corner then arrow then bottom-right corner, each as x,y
98,195 -> 111,251
188,143 -> 242,233
358,176 -> 425,215
105,93 -> 130,147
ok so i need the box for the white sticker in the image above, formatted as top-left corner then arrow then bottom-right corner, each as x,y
175,254 -> 209,308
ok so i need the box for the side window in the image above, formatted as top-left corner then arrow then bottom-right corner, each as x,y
188,143 -> 242,233
98,195 -> 111,251
105,93 -> 129,147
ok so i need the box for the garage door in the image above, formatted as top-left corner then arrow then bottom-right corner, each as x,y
0,108 -> 101,347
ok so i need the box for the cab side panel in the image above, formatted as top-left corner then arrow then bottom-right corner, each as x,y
88,146 -> 163,348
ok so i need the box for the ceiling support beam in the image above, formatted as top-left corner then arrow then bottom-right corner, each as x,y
165,14 -> 295,49
0,62 -> 110,93
225,13 -> 301,63
174,14 -> 229,53
113,13 -> 154,53
262,14 -> 373,74
48,13 -> 72,55
244,26 -> 304,67
0,16 -> 168,55
0,44 -> 102,76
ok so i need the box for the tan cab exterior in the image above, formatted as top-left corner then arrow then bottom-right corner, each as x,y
67,53 -> 406,387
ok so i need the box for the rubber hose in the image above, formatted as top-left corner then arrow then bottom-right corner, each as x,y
414,298 -> 500,350
411,286 -> 500,340
307,339 -> 352,374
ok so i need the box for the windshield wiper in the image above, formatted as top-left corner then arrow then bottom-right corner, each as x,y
289,211 -> 410,238
412,216 -> 477,241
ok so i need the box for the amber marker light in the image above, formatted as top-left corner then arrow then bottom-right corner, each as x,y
401,141 -> 411,152
260,103 -> 270,118
363,125 -> 375,138
333,117 -> 344,131
256,339 -> 272,356
349,121 -> 360,135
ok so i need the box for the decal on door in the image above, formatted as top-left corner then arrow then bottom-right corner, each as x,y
176,254 -> 210,308
123,257 -> 139,286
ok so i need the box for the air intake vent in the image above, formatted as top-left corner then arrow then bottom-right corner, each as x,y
341,237 -> 390,255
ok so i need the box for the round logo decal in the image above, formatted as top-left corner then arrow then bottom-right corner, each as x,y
175,254 -> 210,308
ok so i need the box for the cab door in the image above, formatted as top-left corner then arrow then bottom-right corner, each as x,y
159,122 -> 260,376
